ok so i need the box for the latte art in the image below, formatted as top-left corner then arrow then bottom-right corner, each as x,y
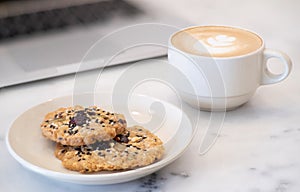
207,35 -> 236,47
171,26 -> 263,57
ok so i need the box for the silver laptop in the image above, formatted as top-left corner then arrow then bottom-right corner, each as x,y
0,0 -> 189,88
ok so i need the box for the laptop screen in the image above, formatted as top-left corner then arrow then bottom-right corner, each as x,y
0,0 -> 142,41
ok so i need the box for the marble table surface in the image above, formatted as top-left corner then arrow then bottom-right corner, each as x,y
1,0 -> 300,191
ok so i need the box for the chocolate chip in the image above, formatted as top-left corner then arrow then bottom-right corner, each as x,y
74,111 -> 89,126
77,110 -> 85,114
118,119 -> 126,124
114,133 -> 129,143
90,141 -> 111,151
87,111 -> 96,116
120,136 -> 129,143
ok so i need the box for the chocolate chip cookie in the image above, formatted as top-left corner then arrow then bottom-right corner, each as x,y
55,126 -> 164,173
41,105 -> 127,146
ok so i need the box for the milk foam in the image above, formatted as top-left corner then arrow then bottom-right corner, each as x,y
171,26 -> 263,57
207,35 -> 236,47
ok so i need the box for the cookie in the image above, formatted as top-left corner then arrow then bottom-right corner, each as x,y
55,126 -> 164,173
41,105 -> 127,146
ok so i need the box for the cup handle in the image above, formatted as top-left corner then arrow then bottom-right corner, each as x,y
261,49 -> 292,85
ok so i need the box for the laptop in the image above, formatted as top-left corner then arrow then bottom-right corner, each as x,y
0,0 -> 189,88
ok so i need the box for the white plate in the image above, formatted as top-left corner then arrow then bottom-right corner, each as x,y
6,93 -> 193,185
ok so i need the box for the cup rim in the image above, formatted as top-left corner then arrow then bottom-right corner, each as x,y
168,25 -> 265,59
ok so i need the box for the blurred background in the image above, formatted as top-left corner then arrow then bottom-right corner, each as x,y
0,0 -> 298,88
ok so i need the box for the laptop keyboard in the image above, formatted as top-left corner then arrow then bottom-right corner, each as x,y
0,0 -> 142,41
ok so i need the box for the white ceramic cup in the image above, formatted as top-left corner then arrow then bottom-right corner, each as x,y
168,26 -> 292,111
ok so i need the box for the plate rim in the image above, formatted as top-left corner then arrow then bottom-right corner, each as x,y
6,93 -> 193,184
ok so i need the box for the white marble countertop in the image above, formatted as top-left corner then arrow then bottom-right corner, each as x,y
1,0 -> 300,191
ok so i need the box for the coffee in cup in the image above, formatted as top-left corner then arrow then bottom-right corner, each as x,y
168,26 -> 292,111
171,26 -> 263,57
